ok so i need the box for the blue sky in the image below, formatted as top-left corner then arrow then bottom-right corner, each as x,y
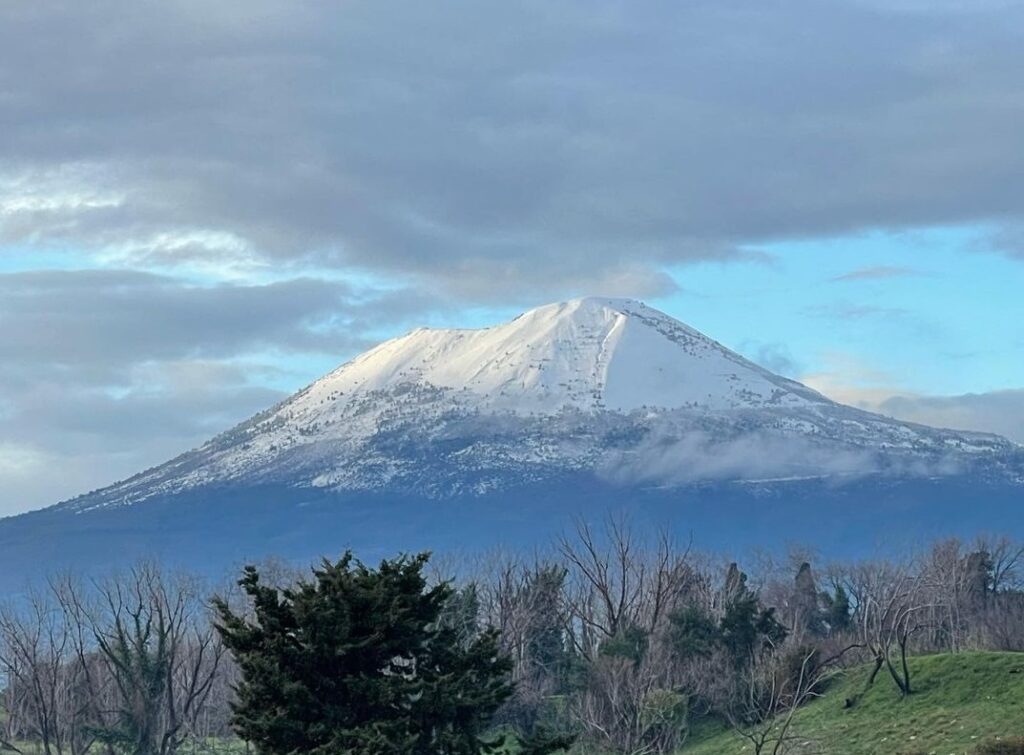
1,0 -> 1023,514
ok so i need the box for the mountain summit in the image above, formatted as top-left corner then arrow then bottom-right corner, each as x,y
311,297 -> 825,414
1,298 -> 1021,587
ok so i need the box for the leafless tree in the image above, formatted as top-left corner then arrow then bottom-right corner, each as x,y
86,564 -> 226,755
845,560 -> 935,697
558,518 -> 694,654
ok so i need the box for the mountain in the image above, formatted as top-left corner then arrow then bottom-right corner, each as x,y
1,297 -> 1022,590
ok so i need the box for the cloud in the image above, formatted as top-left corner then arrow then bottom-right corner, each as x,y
875,390 -> 1024,444
830,266 -> 925,282
978,223 -> 1024,261
2,0 -> 1023,512
600,429 -> 877,486
803,361 -> 1024,444
2,1 -> 1024,295
0,270 -> 444,378
0,360 -> 288,516
0,269 -> 445,513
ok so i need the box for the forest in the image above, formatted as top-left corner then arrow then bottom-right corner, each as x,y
1,522 -> 1023,755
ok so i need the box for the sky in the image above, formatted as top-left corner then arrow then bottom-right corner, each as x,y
1,0 -> 1022,515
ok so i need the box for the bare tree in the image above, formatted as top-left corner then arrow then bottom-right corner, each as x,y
86,564 -> 226,755
559,518 -> 693,652
846,560 -> 934,698
721,643 -> 816,755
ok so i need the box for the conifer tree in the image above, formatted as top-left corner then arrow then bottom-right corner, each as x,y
214,552 -> 514,755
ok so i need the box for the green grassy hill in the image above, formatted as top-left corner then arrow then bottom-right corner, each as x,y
685,651 -> 1024,755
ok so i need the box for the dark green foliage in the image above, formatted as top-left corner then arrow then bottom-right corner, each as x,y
214,552 -> 514,755
669,564 -> 787,670
439,582 -> 483,646
792,562 -> 827,636
965,550 -> 995,605
823,583 -> 852,634
599,624 -> 649,665
720,589 -> 786,665
524,567 -> 571,682
90,624 -> 173,755
668,605 -> 719,659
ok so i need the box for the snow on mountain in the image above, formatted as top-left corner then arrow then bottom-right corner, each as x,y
307,297 -> 825,414
61,298 -> 1023,512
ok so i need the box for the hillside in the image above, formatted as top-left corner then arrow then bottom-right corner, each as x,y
686,652 -> 1024,755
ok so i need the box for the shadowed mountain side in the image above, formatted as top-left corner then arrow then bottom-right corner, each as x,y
0,474 -> 1021,594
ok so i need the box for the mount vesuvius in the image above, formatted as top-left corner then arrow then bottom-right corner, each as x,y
1,298 -> 1021,589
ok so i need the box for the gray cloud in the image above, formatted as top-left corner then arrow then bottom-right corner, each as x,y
2,0 -> 1024,296
0,269 -> 443,513
0,361 -> 287,516
980,224 -> 1024,260
0,270 -> 445,378
876,390 -> 1024,444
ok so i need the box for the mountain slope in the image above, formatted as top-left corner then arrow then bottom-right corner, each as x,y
60,297 -> 1020,512
0,297 -> 1021,590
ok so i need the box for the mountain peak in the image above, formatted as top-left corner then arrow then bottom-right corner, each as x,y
307,297 -> 825,416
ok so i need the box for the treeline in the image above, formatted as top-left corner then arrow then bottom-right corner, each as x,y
1,524 -> 1022,754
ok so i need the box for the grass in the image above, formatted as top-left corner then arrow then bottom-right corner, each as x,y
684,651 -> 1024,755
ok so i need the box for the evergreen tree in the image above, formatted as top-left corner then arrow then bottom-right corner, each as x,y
823,583 -> 852,634
214,552 -> 514,755
792,562 -> 826,637
668,605 -> 719,659
720,572 -> 787,665
671,564 -> 788,669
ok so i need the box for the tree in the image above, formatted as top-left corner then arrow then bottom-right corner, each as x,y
823,583 -> 852,635
719,565 -> 787,667
720,642 -> 833,755
214,552 -> 514,755
88,565 -> 224,755
790,563 -> 826,639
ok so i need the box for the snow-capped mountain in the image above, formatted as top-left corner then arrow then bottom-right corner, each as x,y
62,297 -> 1020,512
1,297 -> 1020,592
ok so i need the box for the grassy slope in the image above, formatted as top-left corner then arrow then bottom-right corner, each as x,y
685,651 -> 1024,755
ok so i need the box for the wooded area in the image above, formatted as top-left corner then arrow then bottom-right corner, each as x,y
2,524 -> 1022,754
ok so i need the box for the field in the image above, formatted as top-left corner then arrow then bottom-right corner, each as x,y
685,651 -> 1024,754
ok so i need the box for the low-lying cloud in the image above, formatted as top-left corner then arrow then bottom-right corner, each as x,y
599,430 -> 877,486
876,390 -> 1024,445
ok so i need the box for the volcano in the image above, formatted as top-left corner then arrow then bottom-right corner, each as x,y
1,298 -> 1021,589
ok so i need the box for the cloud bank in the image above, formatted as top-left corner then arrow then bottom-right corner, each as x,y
3,1 -> 1024,295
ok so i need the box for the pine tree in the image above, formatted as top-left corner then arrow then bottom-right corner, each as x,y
214,552 -> 514,755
